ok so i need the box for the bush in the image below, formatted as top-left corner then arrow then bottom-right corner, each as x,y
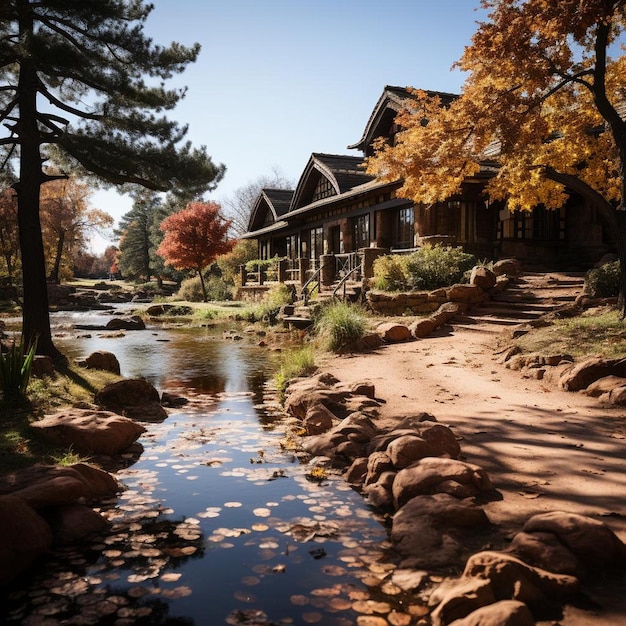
314,301 -> 368,352
372,255 -> 407,291
404,245 -> 476,290
372,244 -> 477,292
0,336 -> 37,400
176,275 -> 234,302
585,261 -> 621,298
217,239 -> 258,286
244,283 -> 295,323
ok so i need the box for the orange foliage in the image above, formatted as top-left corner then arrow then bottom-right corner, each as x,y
157,201 -> 234,273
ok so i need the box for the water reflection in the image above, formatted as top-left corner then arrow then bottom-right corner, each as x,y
2,314 -> 411,625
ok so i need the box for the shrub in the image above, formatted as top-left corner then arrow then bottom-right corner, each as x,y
372,244 -> 476,292
404,244 -> 476,290
0,336 -> 37,400
314,301 -> 368,352
585,261 -> 620,298
176,275 -> 234,302
217,239 -> 258,286
372,255 -> 407,291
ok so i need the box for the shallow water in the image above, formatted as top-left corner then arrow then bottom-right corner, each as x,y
2,315 -> 417,625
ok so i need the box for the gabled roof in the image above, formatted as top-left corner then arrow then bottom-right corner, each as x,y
290,153 -> 374,211
348,85 -> 458,153
247,187 -> 294,232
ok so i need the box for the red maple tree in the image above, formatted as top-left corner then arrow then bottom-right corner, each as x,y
157,202 -> 234,301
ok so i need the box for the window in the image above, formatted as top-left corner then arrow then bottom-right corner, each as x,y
352,215 -> 370,250
309,227 -> 324,260
395,207 -> 414,248
312,176 -> 336,202
286,234 -> 299,260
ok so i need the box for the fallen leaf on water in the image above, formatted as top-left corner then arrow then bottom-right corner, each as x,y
160,573 -> 182,582
302,612 -> 323,624
290,594 -> 309,606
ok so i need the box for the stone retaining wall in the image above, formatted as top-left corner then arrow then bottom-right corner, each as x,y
366,276 -> 509,316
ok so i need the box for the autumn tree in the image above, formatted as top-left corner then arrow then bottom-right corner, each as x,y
0,1 -> 224,360
367,0 -> 626,313
0,189 -> 20,286
40,176 -> 113,283
157,202 -> 234,302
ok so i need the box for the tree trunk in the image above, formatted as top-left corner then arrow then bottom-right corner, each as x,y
49,229 -> 65,284
614,211 -> 626,318
15,26 -> 64,362
198,268 -> 208,302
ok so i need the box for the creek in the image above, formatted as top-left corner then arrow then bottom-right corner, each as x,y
2,310 -> 417,626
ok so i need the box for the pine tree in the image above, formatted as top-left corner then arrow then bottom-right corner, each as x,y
0,0 -> 225,360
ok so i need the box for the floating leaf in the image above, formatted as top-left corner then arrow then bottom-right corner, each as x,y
302,612 -> 323,624
290,595 -> 309,606
224,501 -> 243,508
160,573 -> 182,582
161,586 -> 192,599
388,611 -> 412,626
253,508 -> 271,518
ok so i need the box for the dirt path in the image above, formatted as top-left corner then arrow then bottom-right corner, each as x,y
316,303 -> 626,624
320,324 -> 626,539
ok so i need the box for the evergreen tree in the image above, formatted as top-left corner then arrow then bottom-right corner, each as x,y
116,190 -> 159,282
0,0 -> 225,360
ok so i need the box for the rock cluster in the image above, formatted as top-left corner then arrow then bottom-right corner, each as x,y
283,370 -> 626,624
0,463 -> 121,585
503,350 -> 626,406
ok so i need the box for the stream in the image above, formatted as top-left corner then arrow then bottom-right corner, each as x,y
2,310 -> 419,626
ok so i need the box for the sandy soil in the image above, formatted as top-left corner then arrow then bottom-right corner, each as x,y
317,314 -> 626,624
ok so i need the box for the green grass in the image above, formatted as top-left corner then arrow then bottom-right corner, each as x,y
274,345 -> 317,403
513,307 -> 626,358
0,363 -> 120,474
314,301 -> 368,352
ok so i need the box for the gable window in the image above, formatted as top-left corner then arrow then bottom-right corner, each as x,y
352,215 -> 370,250
312,176 -> 336,202
395,207 -> 414,248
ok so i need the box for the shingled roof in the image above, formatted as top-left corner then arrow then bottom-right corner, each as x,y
348,85 -> 458,154
290,153 -> 375,212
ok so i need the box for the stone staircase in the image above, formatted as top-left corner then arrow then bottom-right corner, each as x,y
452,271 -> 587,334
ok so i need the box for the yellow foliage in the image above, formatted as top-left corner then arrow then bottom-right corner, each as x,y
367,0 -> 626,215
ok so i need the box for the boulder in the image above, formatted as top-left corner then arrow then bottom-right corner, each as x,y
432,302 -> 466,326
421,423 -> 461,459
364,451 -> 395,485
345,457 -> 369,487
393,457 -> 493,509
521,511 -> 626,572
161,391 -> 189,407
387,435 -> 433,469
105,315 -> 146,330
350,382 -> 375,399
509,531 -> 580,576
445,284 -> 483,303
83,350 -> 121,374
95,378 -> 167,422
303,404 -> 337,435
30,408 -> 146,455
409,317 -> 437,338
559,356 -> 626,392
284,387 -> 350,420
0,495 -> 53,586
461,551 -> 579,609
470,266 -> 497,291
430,578 -> 496,626
391,494 -> 490,569
45,503 -> 110,546
446,600 -> 534,626
376,322 -> 412,343
0,463 -> 119,501
145,304 -> 193,316
492,258 -> 521,277
363,470 -> 396,510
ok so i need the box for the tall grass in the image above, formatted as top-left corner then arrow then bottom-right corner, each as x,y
0,336 -> 37,400
274,345 -> 317,403
314,301 -> 368,352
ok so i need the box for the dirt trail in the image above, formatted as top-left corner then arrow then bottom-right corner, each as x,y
318,277 -> 626,624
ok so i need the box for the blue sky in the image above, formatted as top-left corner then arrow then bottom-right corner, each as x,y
90,0 -> 487,252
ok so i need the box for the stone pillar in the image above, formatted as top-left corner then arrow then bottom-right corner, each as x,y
240,265 -> 247,286
298,258 -> 310,286
320,254 -> 335,287
361,247 -> 387,279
